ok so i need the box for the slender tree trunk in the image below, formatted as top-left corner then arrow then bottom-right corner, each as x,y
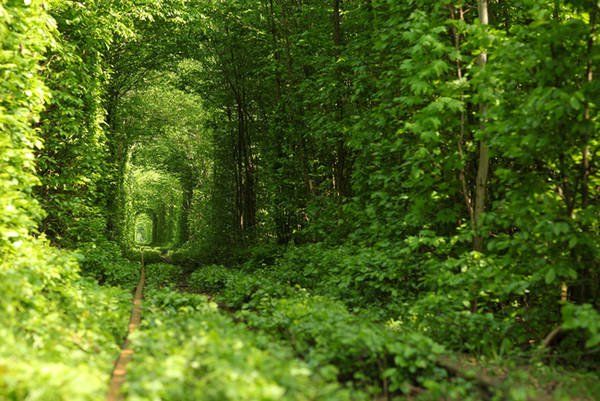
582,8 -> 596,209
180,177 -> 193,243
228,104 -> 243,237
574,6 -> 598,304
268,0 -> 282,102
333,0 -> 342,46
268,0 -> 290,243
473,0 -> 490,253
332,0 -> 351,197
450,4 -> 475,229
237,93 -> 256,235
237,99 -> 246,232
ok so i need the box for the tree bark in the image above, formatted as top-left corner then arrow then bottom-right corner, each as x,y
473,0 -> 490,253
332,0 -> 351,197
582,8 -> 596,209
449,4 -> 475,229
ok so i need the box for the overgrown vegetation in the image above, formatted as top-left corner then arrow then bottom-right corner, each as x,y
126,265 -> 362,401
1,0 -> 598,400
1,2 -> 150,399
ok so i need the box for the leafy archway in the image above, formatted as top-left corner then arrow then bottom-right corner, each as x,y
134,212 -> 154,245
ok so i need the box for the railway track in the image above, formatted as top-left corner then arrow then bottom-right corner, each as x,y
106,251 -> 146,401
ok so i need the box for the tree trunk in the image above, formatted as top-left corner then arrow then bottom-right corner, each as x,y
473,0 -> 490,253
582,8 -> 596,209
332,0 -> 351,197
449,4 -> 475,229
180,177 -> 193,244
573,6 -> 598,305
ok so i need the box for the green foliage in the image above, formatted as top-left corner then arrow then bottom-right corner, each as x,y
35,0 -> 140,245
1,3 -> 131,398
126,289 -> 363,401
0,238 -> 130,401
189,261 -> 600,399
134,213 -> 153,245
123,167 -> 184,248
2,0 -> 599,398
113,73 -> 211,251
240,295 -> 445,395
157,0 -> 598,366
77,239 -> 140,288
562,303 -> 600,348
144,262 -> 184,290
189,264 -> 234,294
172,0 -> 598,356
190,264 -> 446,397
254,243 -> 420,316
0,0 -> 53,248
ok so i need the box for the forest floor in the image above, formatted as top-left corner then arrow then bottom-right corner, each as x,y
104,253 -> 599,401
106,265 -> 145,401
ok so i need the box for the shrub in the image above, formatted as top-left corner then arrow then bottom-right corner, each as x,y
190,265 -> 446,397
0,239 -> 131,401
189,264 -> 233,294
126,289 -> 364,401
145,263 -> 184,290
78,239 -> 140,288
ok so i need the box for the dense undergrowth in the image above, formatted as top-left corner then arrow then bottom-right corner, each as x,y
222,243 -> 600,361
190,267 -> 446,397
126,263 -> 364,401
0,240 -> 134,401
0,2 -> 141,399
185,261 -> 600,401
2,0 -> 599,400
117,261 -> 600,401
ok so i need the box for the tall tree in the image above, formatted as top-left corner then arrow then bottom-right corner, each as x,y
473,0 -> 490,253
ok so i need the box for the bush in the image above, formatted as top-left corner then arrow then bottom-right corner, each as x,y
78,239 -> 140,288
190,264 -> 446,397
241,243 -> 420,318
0,239 -> 131,401
145,263 -> 184,290
189,264 -> 234,294
126,289 -> 364,401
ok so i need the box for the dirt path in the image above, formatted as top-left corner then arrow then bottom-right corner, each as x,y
106,264 -> 146,401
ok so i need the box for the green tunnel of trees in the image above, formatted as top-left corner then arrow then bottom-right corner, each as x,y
133,212 -> 153,245
1,0 -> 599,400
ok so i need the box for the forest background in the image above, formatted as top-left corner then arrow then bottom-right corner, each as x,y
1,0 -> 598,400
